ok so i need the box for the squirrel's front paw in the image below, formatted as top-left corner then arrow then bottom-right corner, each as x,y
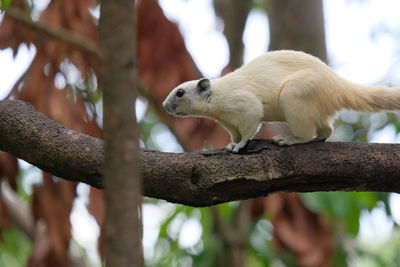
225,143 -> 236,152
232,145 -> 241,153
231,140 -> 249,153
226,143 -> 242,153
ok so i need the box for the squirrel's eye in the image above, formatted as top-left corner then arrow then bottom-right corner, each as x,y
176,89 -> 185,98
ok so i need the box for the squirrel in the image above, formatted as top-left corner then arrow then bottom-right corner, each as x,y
163,50 -> 400,153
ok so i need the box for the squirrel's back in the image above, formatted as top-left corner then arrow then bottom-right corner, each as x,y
223,50 -> 337,95
213,51 -> 342,121
217,50 -> 400,118
238,50 -> 329,74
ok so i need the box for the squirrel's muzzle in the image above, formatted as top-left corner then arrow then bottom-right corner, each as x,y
163,100 -> 176,115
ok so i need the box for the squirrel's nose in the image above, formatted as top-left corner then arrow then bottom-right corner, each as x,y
163,101 -> 173,114
162,100 -> 169,109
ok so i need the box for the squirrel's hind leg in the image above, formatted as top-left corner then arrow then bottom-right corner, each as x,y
315,125 -> 333,142
272,125 -> 332,146
273,104 -> 319,146
274,73 -> 332,146
272,111 -> 319,146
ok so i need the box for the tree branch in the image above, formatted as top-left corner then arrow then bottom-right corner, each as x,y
4,7 -> 100,57
0,100 -> 399,207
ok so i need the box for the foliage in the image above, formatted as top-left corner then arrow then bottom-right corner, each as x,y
0,0 -> 11,10
302,192 -> 379,236
142,195 -> 399,266
0,226 -> 31,267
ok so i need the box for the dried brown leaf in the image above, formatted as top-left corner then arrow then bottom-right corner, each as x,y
16,37 -> 100,267
0,0 -> 35,53
0,151 -> 19,190
30,173 -> 76,267
38,0 -> 98,75
0,148 -> 19,239
88,187 -> 104,259
263,194 -> 334,267
7,3 -> 102,266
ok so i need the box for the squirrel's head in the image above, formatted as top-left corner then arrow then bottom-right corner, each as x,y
163,78 -> 211,117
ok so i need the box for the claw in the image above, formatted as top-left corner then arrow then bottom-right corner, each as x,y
226,143 -> 235,152
272,135 -> 286,146
231,140 -> 250,153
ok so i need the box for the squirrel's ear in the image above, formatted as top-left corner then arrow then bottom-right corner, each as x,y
197,78 -> 210,93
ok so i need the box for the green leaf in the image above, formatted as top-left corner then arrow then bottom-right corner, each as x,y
301,192 -> 381,236
0,225 -> 31,267
0,0 -> 11,11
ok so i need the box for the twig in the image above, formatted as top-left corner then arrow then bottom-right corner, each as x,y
211,201 -> 249,267
5,7 -> 100,57
1,181 -> 34,239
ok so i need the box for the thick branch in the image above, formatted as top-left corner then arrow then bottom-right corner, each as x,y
0,100 -> 399,207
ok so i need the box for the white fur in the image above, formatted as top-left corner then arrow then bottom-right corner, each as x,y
163,50 -> 400,152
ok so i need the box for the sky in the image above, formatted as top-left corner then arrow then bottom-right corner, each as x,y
1,0 -> 400,264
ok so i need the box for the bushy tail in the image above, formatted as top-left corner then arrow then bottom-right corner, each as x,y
341,81 -> 400,112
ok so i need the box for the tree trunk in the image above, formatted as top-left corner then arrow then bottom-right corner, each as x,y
213,0 -> 252,71
99,0 -> 142,266
266,0 -> 327,61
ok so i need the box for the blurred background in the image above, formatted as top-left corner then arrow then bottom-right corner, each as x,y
0,0 -> 400,266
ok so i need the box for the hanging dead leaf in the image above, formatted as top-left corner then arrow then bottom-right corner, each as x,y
0,0 -> 36,54
257,194 -> 334,267
0,151 -> 18,191
30,173 -> 76,267
17,53 -> 101,267
88,187 -> 104,260
0,194 -> 11,239
0,146 -> 19,240
38,0 -> 98,75
2,2 -> 103,266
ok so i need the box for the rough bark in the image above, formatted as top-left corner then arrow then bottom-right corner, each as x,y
99,0 -> 142,266
0,100 -> 399,207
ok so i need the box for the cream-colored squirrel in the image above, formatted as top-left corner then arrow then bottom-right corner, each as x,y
163,50 -> 400,153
